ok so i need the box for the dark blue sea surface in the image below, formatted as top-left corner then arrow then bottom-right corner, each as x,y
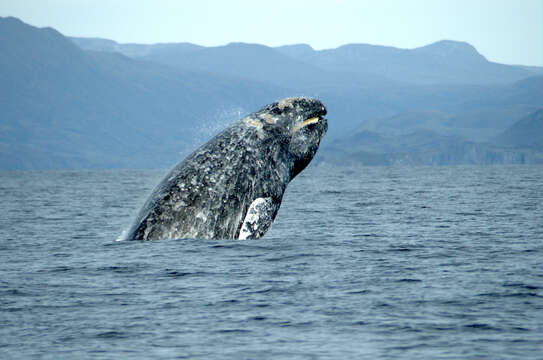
1,165 -> 542,359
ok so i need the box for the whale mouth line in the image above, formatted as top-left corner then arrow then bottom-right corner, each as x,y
290,116 -> 322,135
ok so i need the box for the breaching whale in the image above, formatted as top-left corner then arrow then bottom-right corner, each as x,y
126,97 -> 327,240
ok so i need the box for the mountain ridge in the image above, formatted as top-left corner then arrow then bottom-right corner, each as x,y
2,16 -> 543,169
70,35 -> 541,85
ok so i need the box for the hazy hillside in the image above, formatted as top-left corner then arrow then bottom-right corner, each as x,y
2,17 -> 543,169
493,109 -> 543,149
321,127 -> 542,166
319,107 -> 543,166
0,17 -> 288,169
69,37 -> 204,58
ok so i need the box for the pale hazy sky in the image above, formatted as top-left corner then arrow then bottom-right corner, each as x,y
1,0 -> 541,66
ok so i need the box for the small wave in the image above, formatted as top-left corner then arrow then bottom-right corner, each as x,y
47,266 -> 73,272
1,289 -> 32,296
205,299 -> 240,307
321,190 -> 342,195
278,321 -> 315,328
213,329 -> 251,334
265,253 -> 321,262
455,212 -> 482,216
52,252 -> 71,257
356,233 -> 380,238
253,303 -> 271,308
96,265 -> 142,274
249,286 -> 274,295
163,270 -> 214,278
478,291 -> 543,299
462,323 -> 500,331
95,331 -> 130,339
209,244 -> 235,249
351,321 -> 368,326
346,290 -> 370,295
503,282 -> 541,291
388,247 -> 413,252
165,271 -> 193,277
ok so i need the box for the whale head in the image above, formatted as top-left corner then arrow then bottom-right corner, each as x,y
247,97 -> 328,178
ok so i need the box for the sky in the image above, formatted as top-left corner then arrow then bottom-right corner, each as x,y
0,0 -> 541,66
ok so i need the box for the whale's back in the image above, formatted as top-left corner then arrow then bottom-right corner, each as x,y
127,123 -> 290,240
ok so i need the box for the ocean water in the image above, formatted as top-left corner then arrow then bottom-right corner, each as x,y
1,165 -> 542,359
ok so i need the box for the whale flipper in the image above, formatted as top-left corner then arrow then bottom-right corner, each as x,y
238,197 -> 279,240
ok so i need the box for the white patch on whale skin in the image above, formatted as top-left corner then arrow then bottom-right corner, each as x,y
259,113 -> 277,124
238,197 -> 273,240
246,119 -> 263,128
196,211 -> 207,222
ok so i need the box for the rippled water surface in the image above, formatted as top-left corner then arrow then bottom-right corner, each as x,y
1,165 -> 542,359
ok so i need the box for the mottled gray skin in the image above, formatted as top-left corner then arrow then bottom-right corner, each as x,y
127,97 -> 327,240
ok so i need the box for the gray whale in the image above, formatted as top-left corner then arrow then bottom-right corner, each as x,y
127,97 -> 327,240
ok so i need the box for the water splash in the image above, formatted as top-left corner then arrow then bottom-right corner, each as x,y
115,228 -> 128,242
198,106 -> 246,138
